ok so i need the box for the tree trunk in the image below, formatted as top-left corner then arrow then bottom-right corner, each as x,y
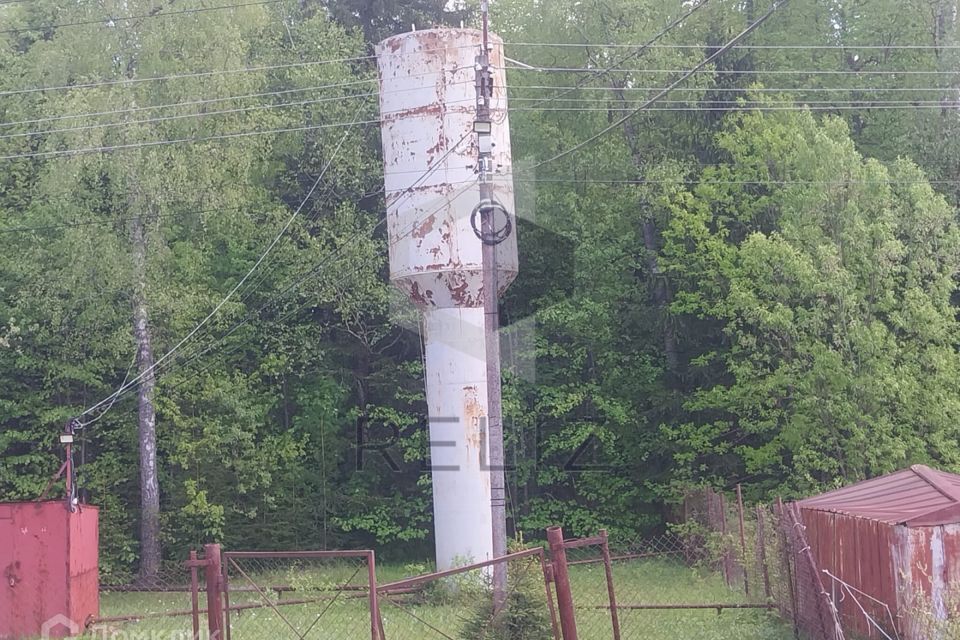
612,81 -> 681,375
131,212 -> 161,580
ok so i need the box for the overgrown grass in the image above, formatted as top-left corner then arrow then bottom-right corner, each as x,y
87,557 -> 794,640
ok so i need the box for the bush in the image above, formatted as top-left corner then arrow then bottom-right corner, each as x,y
461,557 -> 553,640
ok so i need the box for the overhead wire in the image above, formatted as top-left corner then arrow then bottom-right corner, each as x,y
0,91 -> 379,140
504,64 -> 960,76
151,180 -> 478,393
79,102 -> 369,419
511,104 -> 958,112
0,0 -> 281,35
0,78 -> 482,131
505,42 -> 960,50
504,175 -> 960,186
523,0 -> 715,109
0,118 -> 381,161
0,57 -> 376,98
0,43 -> 482,98
530,0 -> 791,170
100,137 -> 475,407
154,131 -> 474,379
0,79 -> 377,129
0,205 -> 245,234
80,126 -> 474,416
505,84 -> 960,93
0,89 -> 485,160
93,185 -> 467,424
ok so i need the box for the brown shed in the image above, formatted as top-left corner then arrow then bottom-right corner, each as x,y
799,464 -> 960,638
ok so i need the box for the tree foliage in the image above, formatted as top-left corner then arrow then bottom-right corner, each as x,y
0,0 -> 959,573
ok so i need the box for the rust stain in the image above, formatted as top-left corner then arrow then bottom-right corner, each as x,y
406,281 -> 435,307
463,385 -> 485,457
449,272 -> 472,306
412,213 -> 436,239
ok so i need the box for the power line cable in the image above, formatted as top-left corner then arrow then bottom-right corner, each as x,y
504,64 -> 960,76
0,77 -> 478,130
0,80 -> 377,129
506,84 -> 960,93
0,0 -> 281,35
0,117 -> 380,161
0,46 -> 482,98
0,91 -> 378,140
511,104 -> 958,112
0,204 -> 245,234
152,134 -> 475,386
142,176 -> 478,403
525,0 -> 714,109
0,57 -> 375,98
505,42 -> 960,50
80,102 -> 368,419
531,0 -> 789,170
97,157 -> 472,412
509,96 -> 957,105
504,175 -> 960,186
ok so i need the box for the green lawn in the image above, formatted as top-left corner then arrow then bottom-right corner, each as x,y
89,557 -> 794,640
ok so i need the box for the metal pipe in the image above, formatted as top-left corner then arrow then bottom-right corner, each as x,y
189,550 -> 200,640
547,526 -> 578,640
367,551 -> 384,640
204,543 -> 224,640
377,547 -> 545,593
541,555 -> 561,640
599,530 -> 622,640
587,603 -> 776,611
776,498 -> 801,639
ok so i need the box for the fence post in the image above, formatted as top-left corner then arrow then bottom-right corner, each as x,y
719,492 -> 732,587
598,530 -> 622,640
367,551 -> 385,640
755,505 -> 772,601
736,484 -> 750,595
540,553 -> 561,640
189,550 -> 201,640
205,543 -> 224,640
547,526 -> 578,640
776,499 -> 800,639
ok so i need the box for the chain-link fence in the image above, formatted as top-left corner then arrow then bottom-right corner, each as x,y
375,548 -> 558,640
560,528 -> 786,640
222,551 -> 378,640
769,502 -> 845,640
94,560 -> 200,638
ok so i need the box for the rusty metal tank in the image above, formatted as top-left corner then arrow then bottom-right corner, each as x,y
376,28 -> 518,570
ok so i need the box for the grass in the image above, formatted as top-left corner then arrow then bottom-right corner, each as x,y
86,557 -> 795,640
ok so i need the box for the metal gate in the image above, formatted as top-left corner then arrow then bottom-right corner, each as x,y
221,550 -> 381,640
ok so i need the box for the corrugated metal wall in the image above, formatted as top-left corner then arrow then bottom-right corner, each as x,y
801,508 -> 959,639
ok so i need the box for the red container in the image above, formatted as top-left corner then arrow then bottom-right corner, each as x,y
799,464 -> 960,639
0,501 -> 98,639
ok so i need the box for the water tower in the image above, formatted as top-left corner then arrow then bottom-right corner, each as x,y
376,29 -> 517,570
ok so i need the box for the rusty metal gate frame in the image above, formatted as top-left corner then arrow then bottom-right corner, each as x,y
374,547 -> 560,640
221,550 -> 382,640
547,527 -> 622,640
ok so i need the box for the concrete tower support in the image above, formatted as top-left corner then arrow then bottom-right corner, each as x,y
376,29 -> 517,570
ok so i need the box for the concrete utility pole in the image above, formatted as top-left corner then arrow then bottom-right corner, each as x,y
375,27 -> 517,574
475,0 -> 509,601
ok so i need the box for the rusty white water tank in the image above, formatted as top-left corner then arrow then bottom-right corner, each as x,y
376,28 -> 518,570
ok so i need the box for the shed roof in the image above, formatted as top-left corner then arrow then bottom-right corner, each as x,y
798,464 -> 960,526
